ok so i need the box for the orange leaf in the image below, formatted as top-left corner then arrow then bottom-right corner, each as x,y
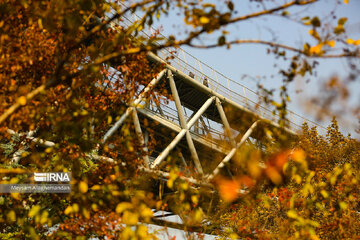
265,166 -> 283,185
216,178 -> 240,202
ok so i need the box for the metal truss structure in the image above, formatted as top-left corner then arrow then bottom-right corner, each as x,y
100,51 -> 300,182
7,48 -> 311,182
103,11 -> 327,183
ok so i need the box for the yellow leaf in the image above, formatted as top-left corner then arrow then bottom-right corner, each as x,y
156,11 -> 161,20
18,96 -> 27,105
339,201 -> 348,210
10,193 -> 21,200
122,211 -> 138,225
320,190 -> 329,198
10,177 -> 19,184
139,205 -> 153,219
40,211 -> 48,224
287,210 -> 298,219
330,175 -> 337,185
344,163 -> 351,170
179,182 -> 188,190
180,192 -> 185,201
107,116 -> 112,124
167,179 -> 174,189
191,195 -> 198,205
346,38 -> 354,44
82,208 -> 90,219
28,205 -> 41,218
265,166 -> 282,185
294,174 -> 302,184
327,40 -> 335,47
311,235 -> 320,240
136,225 -> 148,238
354,39 -> 360,45
193,209 -> 203,223
79,181 -> 88,193
137,24 -> 143,31
7,210 -> 16,222
38,18 -> 43,29
309,44 -> 323,55
264,200 -> 270,209
121,226 -> 135,239
230,233 -> 239,240
45,147 -> 52,153
344,0 -> 349,4
91,185 -> 101,190
116,202 -> 132,214
199,16 -> 210,24
80,109 -> 88,116
248,159 -> 262,179
156,201 -> 162,210
72,203 -> 79,212
64,206 -> 73,215
91,203 -> 98,211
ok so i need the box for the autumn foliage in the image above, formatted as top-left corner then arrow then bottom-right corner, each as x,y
1,0 -> 359,239
211,120 -> 360,239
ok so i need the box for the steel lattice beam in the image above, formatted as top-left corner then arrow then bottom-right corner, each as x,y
103,69 -> 166,143
168,69 -> 203,174
150,96 -> 216,169
207,120 -> 260,181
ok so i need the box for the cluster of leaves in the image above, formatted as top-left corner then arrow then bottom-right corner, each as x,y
212,119 -> 360,239
0,0 -> 168,239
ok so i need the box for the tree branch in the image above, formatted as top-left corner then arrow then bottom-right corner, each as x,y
188,40 -> 360,58
228,0 -> 318,23
70,0 -> 157,52
0,84 -> 46,125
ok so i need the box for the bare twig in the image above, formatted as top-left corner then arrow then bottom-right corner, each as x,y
188,39 -> 359,58
228,0 -> 318,23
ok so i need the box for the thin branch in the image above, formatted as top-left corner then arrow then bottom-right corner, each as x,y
228,0 -> 318,23
174,1 -> 318,51
52,0 -> 157,87
0,85 -> 45,125
70,0 -> 157,52
188,40 -> 360,58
